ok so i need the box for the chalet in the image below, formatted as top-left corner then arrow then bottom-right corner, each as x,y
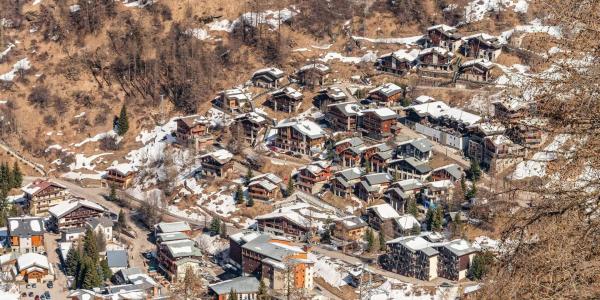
251,67 -> 285,88
424,180 -> 455,203
106,249 -> 129,273
424,24 -> 462,52
359,108 -> 399,140
461,33 -> 502,61
155,221 -> 192,237
508,118 -> 544,149
326,101 -> 362,132
157,238 -> 202,281
416,47 -> 456,78
492,99 -> 531,121
385,235 -> 440,281
174,115 -> 210,147
394,214 -> 420,236
248,173 -> 283,201
376,50 -> 417,75
48,199 -> 107,231
213,88 -> 251,113
363,143 -> 393,161
413,95 -> 435,105
103,163 -> 137,189
388,157 -> 432,181
296,63 -> 330,87
315,86 -> 348,109
266,87 -> 303,113
295,161 -> 332,194
458,59 -> 502,83
7,216 -> 45,254
256,210 -> 310,241
69,268 -> 161,299
366,203 -> 400,231
431,164 -> 463,182
334,137 -> 365,155
199,149 -> 234,178
234,112 -> 272,146
404,101 -> 481,150
481,134 -> 525,172
240,234 -> 314,292
274,119 -> 326,156
228,231 -> 262,269
332,216 -> 367,242
14,253 -> 53,283
397,138 -> 433,161
436,239 -> 477,280
86,216 -> 114,242
331,167 -> 362,198
22,179 -> 69,216
368,83 -> 404,104
208,276 -> 260,300
357,173 -> 393,203
369,149 -> 394,173
467,122 -> 506,164
338,145 -> 364,167
384,179 -> 425,213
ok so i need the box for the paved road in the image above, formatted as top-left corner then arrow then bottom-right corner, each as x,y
42,232 -> 71,299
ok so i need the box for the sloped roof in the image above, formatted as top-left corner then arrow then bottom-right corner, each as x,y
256,209 -> 310,229
369,83 -> 403,97
362,107 -> 399,120
252,67 -> 285,80
328,101 -> 363,117
276,119 -> 325,139
8,216 -> 44,237
17,253 -> 50,271
270,87 -> 303,100
49,199 -> 106,219
156,221 -> 191,233
22,179 -> 66,197
407,101 -> 481,126
106,250 -> 128,268
368,203 -> 401,220
395,214 -> 420,231
200,149 -> 234,164
209,276 -> 260,295
86,216 -> 113,229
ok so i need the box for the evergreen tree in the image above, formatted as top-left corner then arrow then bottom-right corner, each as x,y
65,247 -> 81,276
245,167 -> 254,185
116,104 -> 129,136
468,159 -> 482,182
81,257 -> 102,289
460,176 -> 467,198
452,212 -> 464,237
286,175 -> 294,196
210,218 -> 221,235
11,162 -> 22,188
365,228 -> 375,252
426,208 -> 434,231
378,231 -> 386,251
83,228 -> 99,263
466,183 -> 478,200
108,184 -> 118,202
220,222 -> 228,238
364,159 -> 371,174
100,259 -> 112,280
117,209 -> 128,230
0,162 -> 8,193
468,251 -> 494,280
235,185 -> 244,204
432,207 -> 444,232
246,193 -> 254,207
229,289 -> 238,300
407,198 -> 418,217
411,223 -> 421,235
257,279 -> 268,300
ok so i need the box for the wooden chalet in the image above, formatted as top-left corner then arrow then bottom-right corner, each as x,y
199,149 -> 234,178
248,173 -> 283,201
103,164 -> 137,189
357,173 -> 393,203
461,33 -> 502,61
431,164 -> 463,182
157,238 -> 202,281
234,112 -> 272,146
274,119 -> 326,156
388,157 -> 433,181
333,216 -> 367,242
256,210 -> 310,241
251,67 -> 285,88
416,47 -> 456,78
334,137 -> 365,155
8,216 -> 45,254
296,63 -> 330,87
368,83 -> 404,104
22,179 -> 69,216
338,145 -> 364,168
15,253 -> 53,283
424,24 -> 462,52
369,149 -> 394,173
48,199 -> 107,231
376,50 -> 417,75
359,108 -> 399,140
326,101 -> 362,132
212,88 -> 251,113
265,87 -> 303,113
458,59 -> 502,83
174,115 -> 209,146
384,179 -> 425,213
315,86 -> 348,109
295,161 -> 332,194
331,168 -> 362,198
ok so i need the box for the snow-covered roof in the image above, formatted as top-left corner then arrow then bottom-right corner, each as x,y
418,47 -> 454,57
370,82 -> 403,97
256,209 -> 310,228
49,199 -> 106,219
339,215 -> 367,230
21,179 -> 66,196
368,203 -> 401,220
249,179 -> 278,191
271,86 -> 303,100
328,101 -> 363,117
395,214 -> 420,230
8,216 -> 44,237
486,134 -> 514,146
414,95 -> 435,104
428,180 -> 454,190
200,149 -> 234,164
324,87 -> 347,100
234,111 -> 268,124
250,173 -> 283,185
407,101 -> 481,125
275,119 -> 325,139
252,67 -> 285,79
462,33 -> 499,44
394,178 -> 424,191
379,49 -> 419,62
209,276 -> 260,295
17,253 -> 50,271
470,122 -> 506,136
107,163 -> 137,176
299,63 -> 330,73
461,58 -> 496,70
427,24 -> 456,33
220,88 -> 251,101
362,107 -> 398,120
156,221 -> 191,233
444,239 -> 477,256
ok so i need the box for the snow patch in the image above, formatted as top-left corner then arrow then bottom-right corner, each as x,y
319,51 -> 377,64
0,58 -> 31,82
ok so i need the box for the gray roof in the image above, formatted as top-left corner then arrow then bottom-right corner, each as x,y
87,217 -> 113,229
385,188 -> 409,200
337,168 -> 362,181
442,239 -> 477,257
404,157 -> 433,174
364,173 -> 392,185
156,221 -> 191,234
7,216 -> 44,237
374,151 -> 393,160
106,250 -> 128,268
64,227 -> 86,234
338,216 -> 367,230
335,137 -> 364,148
435,164 -> 463,180
156,232 -> 189,243
395,179 -> 424,191
329,101 -> 362,117
163,239 -> 202,258
411,138 -> 433,153
241,234 -> 304,261
209,276 -> 260,295
421,247 -> 440,256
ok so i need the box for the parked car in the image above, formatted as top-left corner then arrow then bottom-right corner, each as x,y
43,291 -> 51,299
46,281 -> 53,288
28,292 -> 34,297
34,295 -> 40,300
31,283 -> 36,289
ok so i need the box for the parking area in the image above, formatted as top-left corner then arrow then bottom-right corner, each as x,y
16,276 -> 67,300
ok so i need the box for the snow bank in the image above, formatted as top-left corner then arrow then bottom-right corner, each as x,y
73,130 -> 118,147
0,58 -> 31,81
319,51 -> 377,64
465,0 -> 530,23
312,254 -> 349,288
207,19 -> 235,32
352,35 -> 423,45
512,134 -> 570,179
0,43 -> 15,60
186,28 -> 211,40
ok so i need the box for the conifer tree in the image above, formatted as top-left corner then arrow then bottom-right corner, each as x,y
426,208 -> 434,231
245,167 -> 254,185
365,228 -> 375,252
235,185 -> 244,204
100,259 -> 112,280
83,228 -> 99,263
286,175 -> 294,196
108,184 -> 118,202
468,159 -> 482,182
12,162 -> 22,188
432,207 -> 444,232
220,222 -> 227,238
117,209 -> 127,230
411,223 -> 421,235
246,193 -> 254,207
65,247 -> 81,276
210,218 -> 221,235
116,104 -> 129,136
407,198 -> 418,217
378,231 -> 386,251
